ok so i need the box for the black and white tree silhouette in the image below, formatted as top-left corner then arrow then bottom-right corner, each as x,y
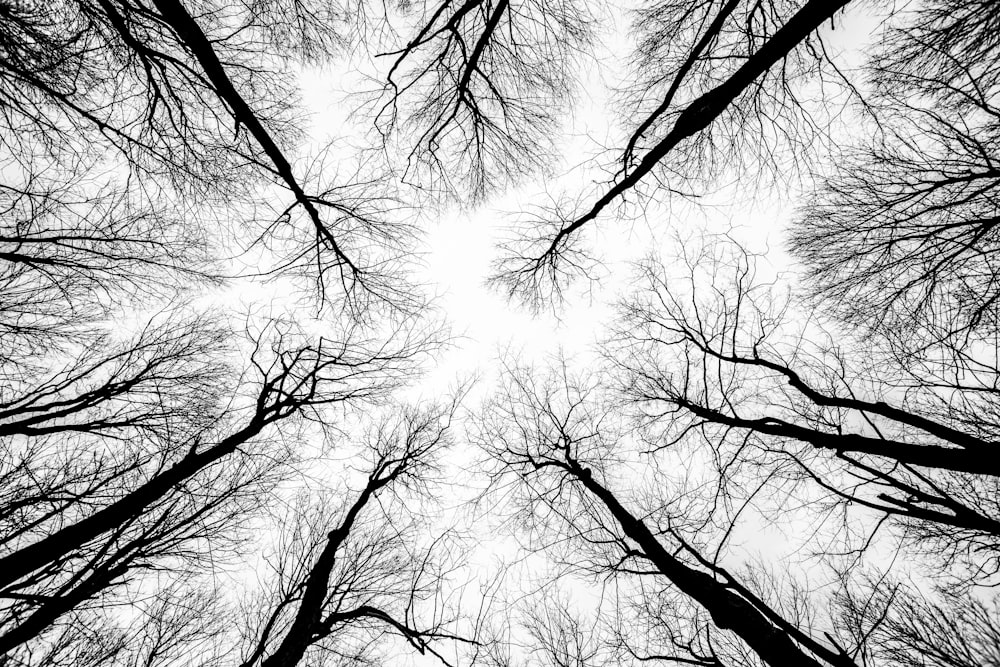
5,0 -> 1000,665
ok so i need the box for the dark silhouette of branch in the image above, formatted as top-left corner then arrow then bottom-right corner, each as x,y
492,0 -> 852,302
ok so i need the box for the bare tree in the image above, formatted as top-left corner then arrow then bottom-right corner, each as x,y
240,396 -> 478,667
475,360 -> 861,667
489,0 -> 857,305
608,237 -> 1000,582
1,0 -> 420,313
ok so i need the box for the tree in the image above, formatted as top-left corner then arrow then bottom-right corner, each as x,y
488,0 -> 858,306
240,397 -> 478,667
1,0 -> 416,314
474,360 -> 861,667
586,233 -> 1000,651
613,238 -> 1000,512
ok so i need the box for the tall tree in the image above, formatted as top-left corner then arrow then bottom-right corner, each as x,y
475,361 -> 861,667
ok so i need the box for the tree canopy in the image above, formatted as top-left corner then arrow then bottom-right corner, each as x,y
3,1 -> 1000,666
